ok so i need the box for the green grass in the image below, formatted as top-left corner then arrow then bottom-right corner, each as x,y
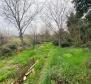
24,43 -> 91,84
0,43 -> 91,84
0,49 -> 35,83
13,50 -> 35,65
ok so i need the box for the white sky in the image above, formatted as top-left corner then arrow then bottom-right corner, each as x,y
0,0 -> 74,36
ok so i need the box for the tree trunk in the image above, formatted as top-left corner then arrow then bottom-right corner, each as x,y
19,32 -> 25,49
58,38 -> 61,47
32,40 -> 35,49
32,34 -> 36,49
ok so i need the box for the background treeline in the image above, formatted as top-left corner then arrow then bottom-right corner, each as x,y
67,0 -> 91,48
0,0 -> 91,57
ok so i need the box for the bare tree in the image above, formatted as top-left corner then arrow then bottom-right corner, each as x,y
1,0 -> 44,48
43,0 -> 72,47
41,16 -> 58,37
30,22 -> 38,49
0,27 -> 10,46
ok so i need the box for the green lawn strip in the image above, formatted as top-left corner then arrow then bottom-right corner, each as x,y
0,49 -> 35,83
39,48 -> 61,84
39,47 -> 91,84
0,68 -> 16,82
13,49 -> 35,65
24,43 -> 55,84
0,56 -> 16,82
1,43 -> 91,84
59,48 -> 90,84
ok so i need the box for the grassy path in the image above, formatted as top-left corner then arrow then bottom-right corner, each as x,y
24,43 -> 55,84
25,44 -> 91,84
0,43 -> 91,84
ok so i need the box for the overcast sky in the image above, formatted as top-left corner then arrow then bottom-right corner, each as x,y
0,0 -> 74,36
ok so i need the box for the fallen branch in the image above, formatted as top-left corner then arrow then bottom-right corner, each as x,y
23,62 -> 37,80
12,60 -> 38,84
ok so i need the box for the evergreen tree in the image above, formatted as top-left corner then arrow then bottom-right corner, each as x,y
73,0 -> 91,18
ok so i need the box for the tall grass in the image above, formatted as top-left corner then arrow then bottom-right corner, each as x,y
24,44 -> 91,84
0,49 -> 35,83
1,43 -> 91,84
37,46 -> 91,84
